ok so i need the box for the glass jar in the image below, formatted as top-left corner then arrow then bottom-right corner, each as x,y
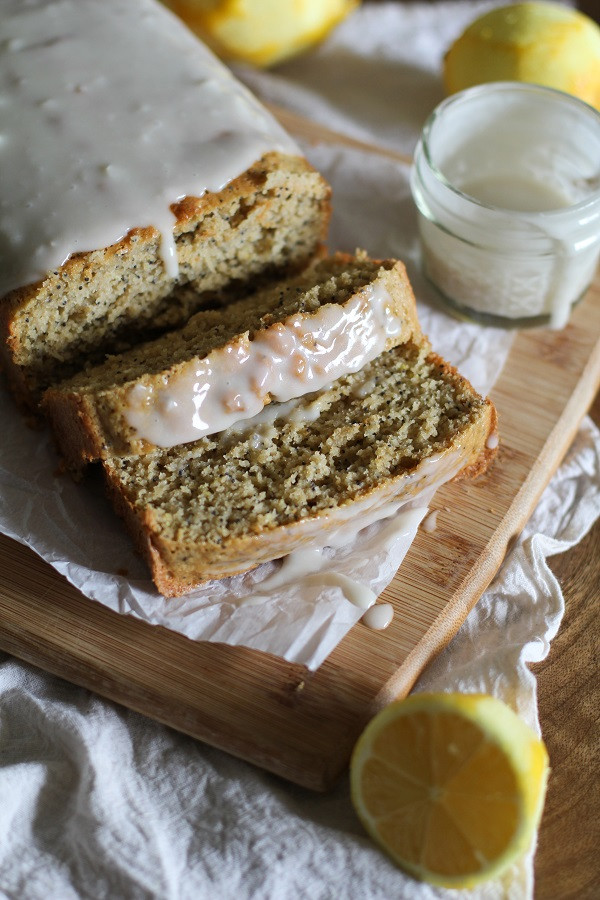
410,83 -> 600,329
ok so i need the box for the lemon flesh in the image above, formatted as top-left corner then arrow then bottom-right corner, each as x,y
350,693 -> 549,889
444,2 -> 600,109
165,0 -> 359,67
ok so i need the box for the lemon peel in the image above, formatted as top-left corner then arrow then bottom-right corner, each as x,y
165,0 -> 359,68
444,2 -> 600,109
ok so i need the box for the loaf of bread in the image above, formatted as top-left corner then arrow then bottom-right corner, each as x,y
102,338 -> 497,596
41,254 -> 420,470
0,1 -> 331,410
0,1 -> 498,603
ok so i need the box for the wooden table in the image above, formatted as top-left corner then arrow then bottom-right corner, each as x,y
534,390 -> 600,900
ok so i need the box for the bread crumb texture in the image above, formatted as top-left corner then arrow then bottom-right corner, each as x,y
102,340 -> 494,592
41,252 -> 418,466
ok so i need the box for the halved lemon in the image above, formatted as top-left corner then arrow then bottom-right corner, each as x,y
350,692 -> 549,889
165,0 -> 359,68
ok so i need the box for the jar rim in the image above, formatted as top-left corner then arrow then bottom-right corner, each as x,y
419,82 -> 600,220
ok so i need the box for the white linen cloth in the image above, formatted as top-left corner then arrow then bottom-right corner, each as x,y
1,2 -> 598,898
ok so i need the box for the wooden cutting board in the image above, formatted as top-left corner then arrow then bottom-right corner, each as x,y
1,112 -> 599,789
1,272 -> 598,790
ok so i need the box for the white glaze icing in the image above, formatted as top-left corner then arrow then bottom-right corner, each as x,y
361,603 -> 394,630
351,377 -> 377,399
241,504 -> 431,609
0,0 -> 297,297
124,283 -> 404,448
324,501 -> 429,550
486,431 -> 499,450
248,549 -> 324,596
305,572 -> 376,610
421,509 -> 438,533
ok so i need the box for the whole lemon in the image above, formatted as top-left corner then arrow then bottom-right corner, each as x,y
164,0 -> 359,68
444,2 -> 600,109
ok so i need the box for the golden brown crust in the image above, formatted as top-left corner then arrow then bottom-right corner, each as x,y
0,319 -> 32,415
417,348 -> 499,481
101,469 -> 165,585
1,152 -> 328,308
455,399 -> 498,480
41,391 -> 107,474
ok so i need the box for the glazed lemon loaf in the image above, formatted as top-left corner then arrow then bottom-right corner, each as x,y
0,2 -> 499,607
102,339 -> 497,596
42,254 -> 420,469
0,1 -> 330,409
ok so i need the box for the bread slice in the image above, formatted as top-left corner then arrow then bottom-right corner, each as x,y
41,254 -> 420,470
102,339 -> 497,596
1,152 -> 331,410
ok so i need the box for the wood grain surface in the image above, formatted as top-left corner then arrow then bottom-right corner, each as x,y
534,387 -> 600,900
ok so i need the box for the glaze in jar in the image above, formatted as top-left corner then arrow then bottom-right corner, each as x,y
410,83 -> 600,329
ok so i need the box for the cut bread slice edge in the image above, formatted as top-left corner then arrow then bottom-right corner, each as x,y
102,341 -> 498,597
41,254 -> 420,470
